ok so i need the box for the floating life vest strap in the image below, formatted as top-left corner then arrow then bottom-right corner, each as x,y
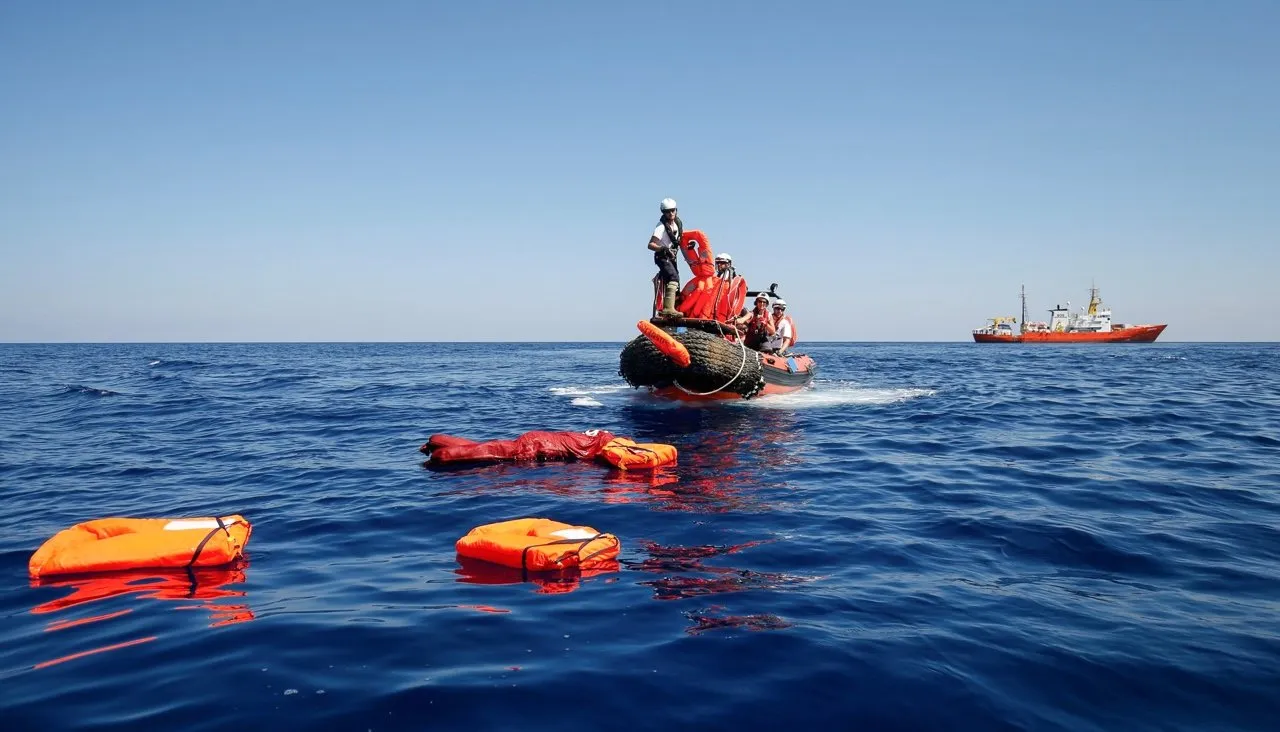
185,516 -> 232,569
574,534 -> 619,567
621,444 -> 657,456
518,533 -> 612,580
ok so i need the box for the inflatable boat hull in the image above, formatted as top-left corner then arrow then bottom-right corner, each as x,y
619,325 -> 816,401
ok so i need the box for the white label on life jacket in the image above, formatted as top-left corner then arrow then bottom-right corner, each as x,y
164,518 -> 236,531
549,528 -> 597,541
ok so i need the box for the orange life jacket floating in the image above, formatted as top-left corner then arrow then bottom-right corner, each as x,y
29,515 -> 252,579
455,518 -> 620,572
600,437 -> 678,470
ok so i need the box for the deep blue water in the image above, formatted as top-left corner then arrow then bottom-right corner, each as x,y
1,342 -> 1278,731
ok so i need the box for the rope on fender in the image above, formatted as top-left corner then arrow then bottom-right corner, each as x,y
673,321 -> 753,397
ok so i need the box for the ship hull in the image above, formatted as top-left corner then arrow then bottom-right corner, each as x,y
973,324 -> 1167,343
972,333 -> 1020,343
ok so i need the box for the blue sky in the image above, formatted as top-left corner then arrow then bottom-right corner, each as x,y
2,1 -> 1277,342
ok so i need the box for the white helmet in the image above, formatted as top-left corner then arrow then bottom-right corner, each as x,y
772,298 -> 787,309
660,198 -> 678,212
754,292 -> 770,303
714,252 -> 732,263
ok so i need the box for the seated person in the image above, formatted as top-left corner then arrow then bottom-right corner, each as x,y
762,298 -> 795,353
733,293 -> 775,350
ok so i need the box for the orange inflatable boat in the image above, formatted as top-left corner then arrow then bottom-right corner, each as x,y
629,227 -> 816,402
455,518 -> 619,573
29,515 -> 252,578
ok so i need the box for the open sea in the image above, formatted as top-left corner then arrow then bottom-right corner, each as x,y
1,342 -> 1278,731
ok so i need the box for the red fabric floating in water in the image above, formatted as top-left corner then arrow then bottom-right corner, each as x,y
420,430 -> 618,465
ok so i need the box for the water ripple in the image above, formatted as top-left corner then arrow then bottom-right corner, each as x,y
0,342 -> 1277,730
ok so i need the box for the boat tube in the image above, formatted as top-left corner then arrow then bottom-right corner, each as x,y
620,322 -> 816,400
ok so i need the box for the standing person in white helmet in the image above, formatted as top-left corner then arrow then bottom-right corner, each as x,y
648,198 -> 683,318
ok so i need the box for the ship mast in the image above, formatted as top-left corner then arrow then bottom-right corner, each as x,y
1088,281 -> 1100,316
1020,284 -> 1027,335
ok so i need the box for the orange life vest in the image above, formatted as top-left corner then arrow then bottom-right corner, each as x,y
673,230 -> 750,322
637,320 -> 691,367
599,437 -> 678,470
29,515 -> 252,578
679,229 -> 715,279
455,518 -> 620,572
746,311 -> 772,343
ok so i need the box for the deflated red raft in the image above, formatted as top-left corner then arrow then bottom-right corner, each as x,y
421,429 -> 617,464
420,430 -> 676,470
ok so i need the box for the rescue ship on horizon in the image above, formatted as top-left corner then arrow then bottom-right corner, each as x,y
972,285 -> 1167,343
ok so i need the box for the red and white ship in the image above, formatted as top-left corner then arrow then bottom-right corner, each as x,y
972,285 -> 1167,343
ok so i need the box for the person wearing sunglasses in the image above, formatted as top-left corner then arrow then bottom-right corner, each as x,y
714,252 -> 735,279
733,292 -> 776,350
647,198 -> 684,318
763,298 -> 795,353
